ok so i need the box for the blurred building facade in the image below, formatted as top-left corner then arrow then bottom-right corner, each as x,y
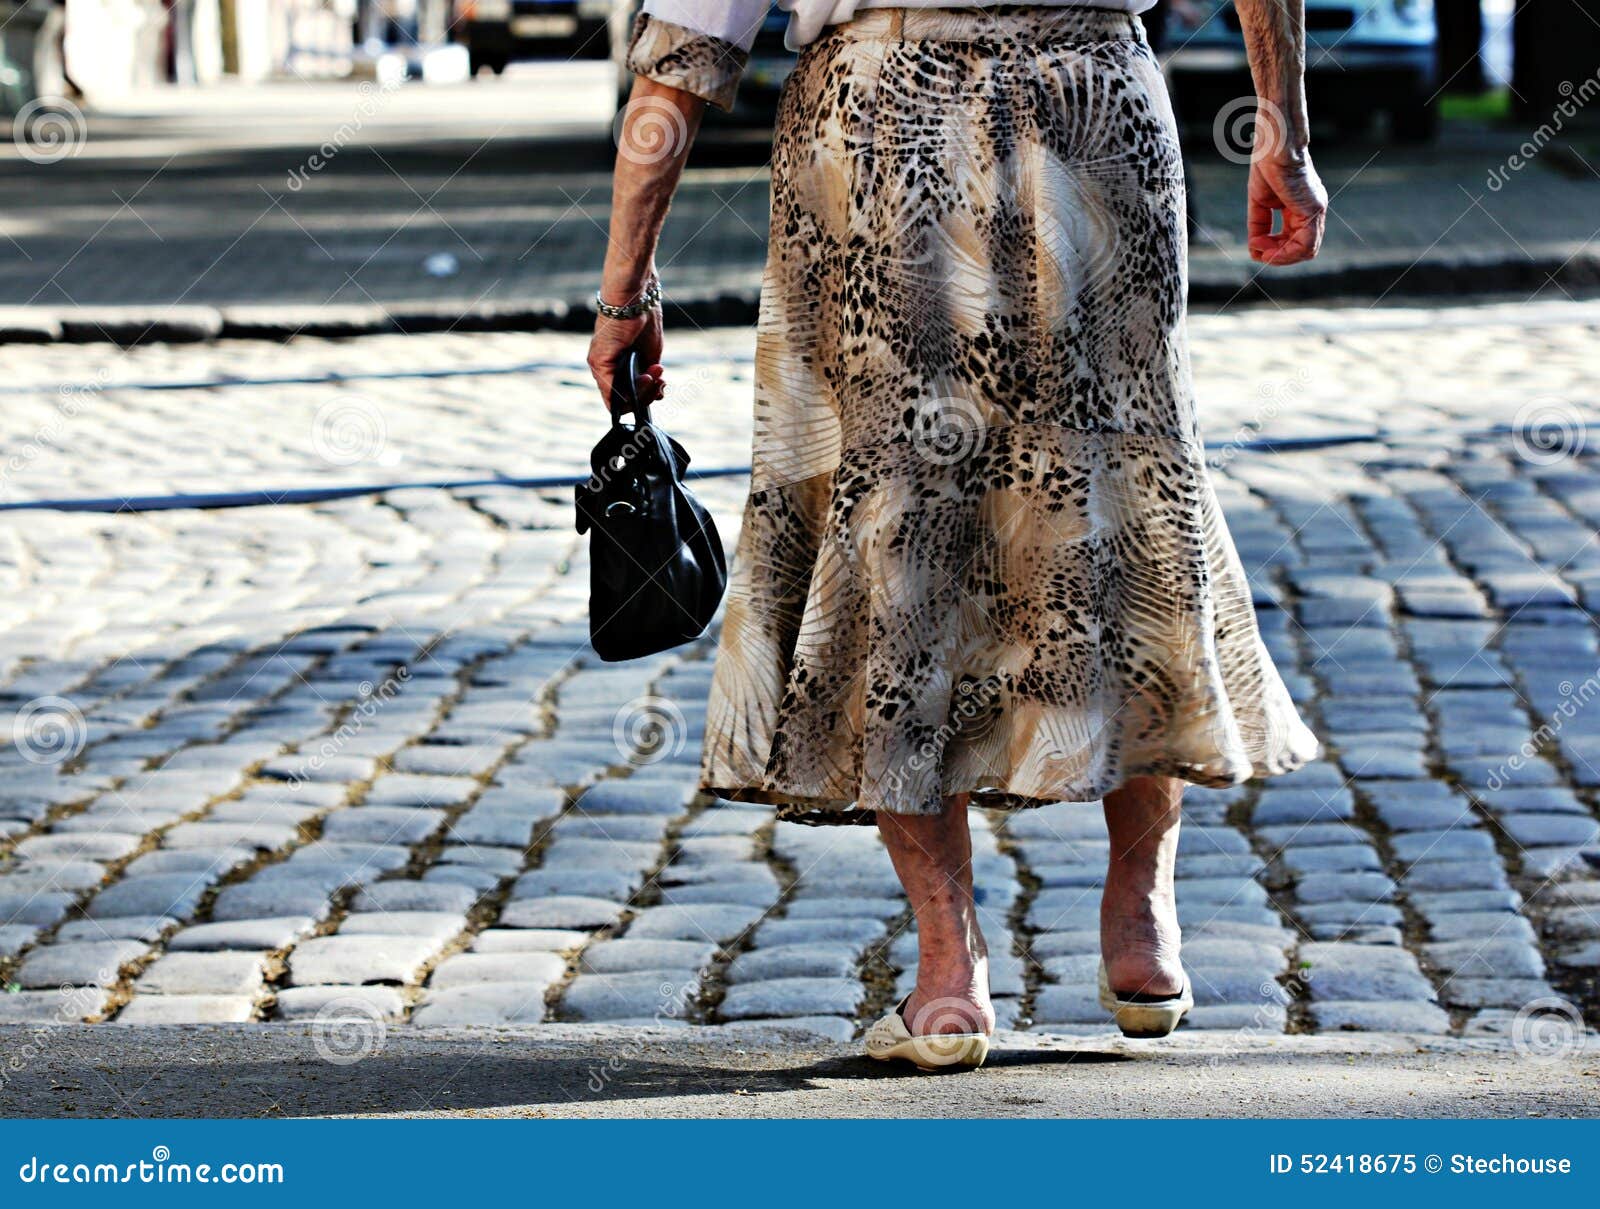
0,0 -> 455,110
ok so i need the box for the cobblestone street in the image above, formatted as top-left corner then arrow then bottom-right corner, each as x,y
2,297 -> 1600,1075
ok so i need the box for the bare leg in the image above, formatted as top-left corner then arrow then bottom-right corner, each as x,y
1101,775 -> 1185,997
877,794 -> 995,1035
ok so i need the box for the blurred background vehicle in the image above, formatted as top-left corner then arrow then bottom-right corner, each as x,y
455,0 -> 610,74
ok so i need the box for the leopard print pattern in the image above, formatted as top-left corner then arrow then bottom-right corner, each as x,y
625,11 -> 751,112
697,6 -> 1322,825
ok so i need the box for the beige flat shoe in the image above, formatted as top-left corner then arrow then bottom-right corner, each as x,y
1098,959 -> 1193,1039
864,997 -> 991,1072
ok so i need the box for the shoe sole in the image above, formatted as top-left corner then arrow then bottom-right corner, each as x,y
1098,962 -> 1192,1039
866,1034 -> 991,1072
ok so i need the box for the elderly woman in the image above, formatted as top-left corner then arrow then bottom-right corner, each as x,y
589,0 -> 1325,1070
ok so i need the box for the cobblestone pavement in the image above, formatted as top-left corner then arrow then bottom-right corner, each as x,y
1,74 -> 1596,330
1,297 -> 1599,1058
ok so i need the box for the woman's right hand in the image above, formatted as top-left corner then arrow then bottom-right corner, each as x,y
1246,145 -> 1327,267
587,307 -> 666,413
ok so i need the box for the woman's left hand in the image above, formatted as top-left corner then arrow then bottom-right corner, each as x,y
1247,149 -> 1328,267
588,307 -> 666,412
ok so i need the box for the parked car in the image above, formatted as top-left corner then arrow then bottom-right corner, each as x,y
1165,0 -> 1439,141
610,0 -> 793,122
455,0 -> 611,73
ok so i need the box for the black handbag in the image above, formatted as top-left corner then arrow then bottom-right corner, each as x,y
575,350 -> 728,662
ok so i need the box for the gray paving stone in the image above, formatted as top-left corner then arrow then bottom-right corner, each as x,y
1433,933 -> 1542,985
1399,861 -> 1510,893
1424,911 -> 1536,943
718,976 -> 862,1020
362,775 -> 481,808
752,916 -> 885,949
0,861 -> 108,893
1299,943 -> 1437,1002
15,832 -> 144,862
0,892 -> 77,928
412,983 -> 553,1026
428,951 -> 567,989
540,837 -> 661,869
559,971 -> 700,1022
1278,845 -> 1384,876
0,924 -> 40,957
499,895 -> 626,931
552,814 -> 672,843
273,984 -> 407,1021
571,781 -> 691,817
471,928 -> 588,953
115,995 -> 257,1024
210,881 -> 335,923
0,986 -> 109,1024
726,943 -> 859,983
1518,847 -> 1593,879
657,881 -> 780,909
164,821 -> 299,851
123,848 -> 252,879
87,874 -> 211,920
1252,789 -> 1356,825
339,911 -> 465,941
1389,830 -> 1500,863
288,934 -> 443,986
321,807 -> 445,845
509,867 -> 641,902
449,806 -> 553,848
392,743 -> 505,777
422,865 -> 504,891
1184,1002 -> 1289,1031
1189,966 -> 1292,1008
782,896 -> 902,920
1309,1000 -> 1452,1033
1536,906 -> 1600,941
352,880 -> 479,914
434,845 -> 524,874
1256,823 -> 1372,851
580,939 -> 718,975
1438,977 -> 1556,1010
1031,983 -> 1107,1026
169,917 -> 317,952
18,940 -> 149,989
628,903 -> 763,943
1500,814 -> 1600,848
57,916 -> 174,943
136,951 -> 268,996
286,842 -> 411,875
1553,941 -> 1600,968
1409,888 -> 1523,915
1295,871 -> 1396,904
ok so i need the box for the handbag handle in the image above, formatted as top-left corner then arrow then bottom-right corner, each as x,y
608,349 -> 651,427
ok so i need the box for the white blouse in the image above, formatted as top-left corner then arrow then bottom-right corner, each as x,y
640,0 -> 1156,53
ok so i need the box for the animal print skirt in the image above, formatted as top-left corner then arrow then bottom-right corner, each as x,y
691,6 -> 1322,824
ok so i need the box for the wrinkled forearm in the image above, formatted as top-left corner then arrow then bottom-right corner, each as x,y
1234,0 -> 1310,159
601,76 -> 705,302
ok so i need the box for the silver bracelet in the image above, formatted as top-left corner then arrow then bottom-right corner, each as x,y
596,275 -> 661,320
